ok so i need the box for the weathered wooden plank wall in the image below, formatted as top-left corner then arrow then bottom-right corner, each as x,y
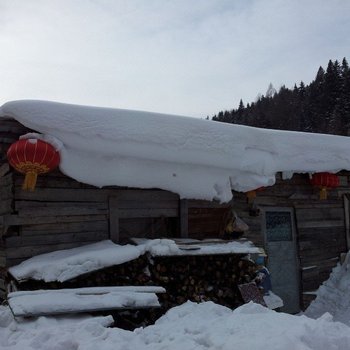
0,118 -> 25,296
231,173 -> 348,309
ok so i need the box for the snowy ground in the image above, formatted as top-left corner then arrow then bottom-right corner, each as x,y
3,250 -> 350,349
3,244 -> 350,349
1,301 -> 350,350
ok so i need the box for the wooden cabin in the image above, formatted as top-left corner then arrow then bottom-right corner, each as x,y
0,117 -> 349,313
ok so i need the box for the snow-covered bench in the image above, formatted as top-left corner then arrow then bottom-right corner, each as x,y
7,286 -> 166,317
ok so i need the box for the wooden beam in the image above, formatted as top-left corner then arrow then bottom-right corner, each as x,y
117,208 -> 177,218
109,197 -> 119,243
344,195 -> 350,250
16,206 -> 108,217
3,214 -> 107,226
6,231 -> 108,248
0,163 -> 9,177
180,199 -> 188,238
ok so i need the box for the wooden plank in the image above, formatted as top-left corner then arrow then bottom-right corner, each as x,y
299,237 -> 346,251
180,199 -> 188,238
6,231 -> 109,248
109,197 -> 119,243
0,289 -> 5,300
15,200 -> 107,210
297,227 -> 346,242
0,163 -> 9,177
15,188 -> 109,202
344,195 -> 350,250
0,256 -> 6,268
188,199 -> 231,208
296,207 -> 344,221
6,242 -> 95,259
0,199 -> 12,215
0,173 -> 13,187
0,185 -> 12,200
16,206 -> 108,217
116,199 -> 178,209
15,177 -> 93,189
294,202 -> 343,209
114,190 -> 179,201
15,188 -> 178,203
3,214 -> 107,226
299,251 -> 343,266
118,208 -> 177,218
297,220 -> 344,229
21,221 -> 108,235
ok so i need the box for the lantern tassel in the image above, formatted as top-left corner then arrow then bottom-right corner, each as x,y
246,190 -> 256,204
23,171 -> 38,191
320,187 -> 328,200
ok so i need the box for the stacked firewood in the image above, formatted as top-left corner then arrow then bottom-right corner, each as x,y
149,254 -> 255,310
9,253 -> 256,328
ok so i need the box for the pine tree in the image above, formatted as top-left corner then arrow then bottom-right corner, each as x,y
338,58 -> 350,134
211,58 -> 350,136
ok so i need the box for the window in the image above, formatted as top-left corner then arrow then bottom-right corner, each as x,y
265,211 -> 293,242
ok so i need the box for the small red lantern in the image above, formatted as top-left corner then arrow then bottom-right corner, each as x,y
7,139 -> 60,191
310,172 -> 339,200
245,187 -> 264,203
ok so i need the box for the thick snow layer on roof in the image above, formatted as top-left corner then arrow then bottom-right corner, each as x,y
9,239 -> 259,283
305,252 -> 350,326
2,100 -> 350,201
1,301 -> 350,350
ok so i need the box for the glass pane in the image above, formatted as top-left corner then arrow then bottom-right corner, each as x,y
265,211 -> 292,242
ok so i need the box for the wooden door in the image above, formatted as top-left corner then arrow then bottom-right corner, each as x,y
262,207 -> 300,313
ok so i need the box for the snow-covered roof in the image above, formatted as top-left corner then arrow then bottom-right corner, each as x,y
2,100 -> 350,202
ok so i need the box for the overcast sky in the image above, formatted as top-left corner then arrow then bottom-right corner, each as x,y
0,0 -> 349,118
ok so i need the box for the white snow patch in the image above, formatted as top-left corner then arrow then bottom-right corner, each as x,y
1,301 -> 350,350
305,251 -> 350,326
2,100 -> 350,202
8,287 -> 162,317
8,240 -> 143,283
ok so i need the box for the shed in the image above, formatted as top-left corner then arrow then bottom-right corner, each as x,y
1,100 -> 350,313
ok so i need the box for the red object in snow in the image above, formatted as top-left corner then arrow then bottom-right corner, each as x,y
310,172 -> 340,200
7,139 -> 60,191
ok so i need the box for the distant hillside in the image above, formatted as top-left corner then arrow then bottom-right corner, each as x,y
212,58 -> 350,136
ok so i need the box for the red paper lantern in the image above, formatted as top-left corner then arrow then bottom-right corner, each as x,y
7,139 -> 60,191
246,187 -> 264,203
310,172 -> 339,200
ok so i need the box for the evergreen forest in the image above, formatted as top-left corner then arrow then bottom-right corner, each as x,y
212,58 -> 350,136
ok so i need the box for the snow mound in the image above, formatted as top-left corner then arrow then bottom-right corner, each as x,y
3,100 -> 350,202
1,301 -> 350,350
305,253 -> 350,326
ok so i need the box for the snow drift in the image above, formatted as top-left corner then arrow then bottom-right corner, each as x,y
1,301 -> 350,350
305,252 -> 350,326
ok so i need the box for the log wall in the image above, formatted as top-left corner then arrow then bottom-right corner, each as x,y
0,118 -> 28,296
